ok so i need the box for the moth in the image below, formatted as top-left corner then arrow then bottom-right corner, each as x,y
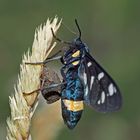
26,20 -> 122,129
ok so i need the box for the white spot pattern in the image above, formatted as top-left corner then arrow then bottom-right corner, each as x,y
90,76 -> 95,90
83,72 -> 87,85
98,72 -> 104,80
97,100 -> 101,105
101,91 -> 105,103
84,86 -> 89,97
87,62 -> 92,67
108,83 -> 114,96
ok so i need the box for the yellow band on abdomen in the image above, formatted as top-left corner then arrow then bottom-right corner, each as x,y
63,99 -> 84,112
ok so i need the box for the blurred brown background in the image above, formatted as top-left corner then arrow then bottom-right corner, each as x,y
0,0 -> 140,140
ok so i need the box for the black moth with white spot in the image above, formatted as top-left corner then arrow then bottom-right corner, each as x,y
25,20 -> 122,130
54,20 -> 122,113
79,52 -> 122,112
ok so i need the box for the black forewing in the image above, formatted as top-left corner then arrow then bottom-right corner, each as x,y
78,52 -> 122,112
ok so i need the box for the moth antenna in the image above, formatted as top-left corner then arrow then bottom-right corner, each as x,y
51,28 -> 72,45
75,19 -> 81,39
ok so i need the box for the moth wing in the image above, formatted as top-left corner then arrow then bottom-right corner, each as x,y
78,52 -> 122,112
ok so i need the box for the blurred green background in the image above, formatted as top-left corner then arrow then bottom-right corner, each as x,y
0,0 -> 140,140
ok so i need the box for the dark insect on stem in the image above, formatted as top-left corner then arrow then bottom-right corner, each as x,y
23,65 -> 61,104
25,19 -> 122,129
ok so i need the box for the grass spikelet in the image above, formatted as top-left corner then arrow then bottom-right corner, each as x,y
6,17 -> 62,140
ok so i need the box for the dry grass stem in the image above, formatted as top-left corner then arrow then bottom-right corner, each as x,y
6,17 -> 62,140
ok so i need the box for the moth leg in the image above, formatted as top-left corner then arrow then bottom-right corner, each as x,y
43,55 -> 62,64
23,88 -> 41,96
51,28 -> 72,45
43,82 -> 65,89
25,55 -> 62,65
23,82 -> 65,95
23,82 -> 63,93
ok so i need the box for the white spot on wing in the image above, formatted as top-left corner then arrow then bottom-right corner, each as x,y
83,72 -> 89,97
90,76 -> 95,90
98,72 -> 104,80
101,91 -> 105,104
87,62 -> 92,67
108,83 -> 114,96
84,86 -> 88,97
83,72 -> 87,85
97,100 -> 101,104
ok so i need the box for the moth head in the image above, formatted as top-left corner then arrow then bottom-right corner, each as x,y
73,37 -> 83,47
